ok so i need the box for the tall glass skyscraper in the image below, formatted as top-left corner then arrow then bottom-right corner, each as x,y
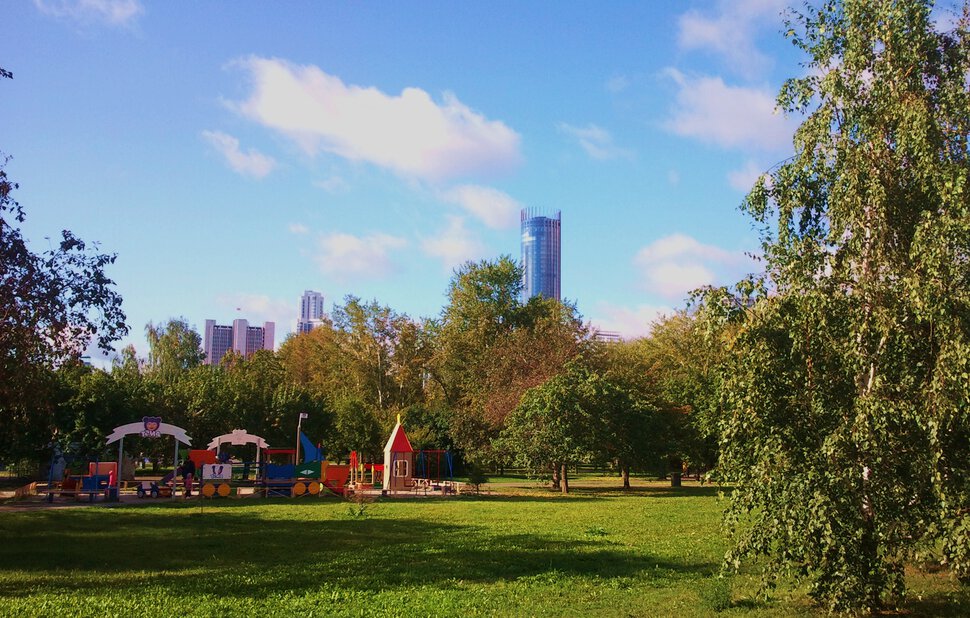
298,290 -> 326,334
521,208 -> 561,301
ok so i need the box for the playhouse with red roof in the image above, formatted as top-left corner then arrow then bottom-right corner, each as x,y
382,416 -> 414,493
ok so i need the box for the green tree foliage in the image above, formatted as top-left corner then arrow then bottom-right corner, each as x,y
400,402 -> 453,451
500,362 -> 605,493
590,339 -> 684,487
144,318 -> 205,382
278,297 -> 430,454
330,296 -> 430,413
330,398 -> 383,462
430,257 -> 588,463
429,256 -> 525,409
52,362 -> 131,458
277,319 -> 345,395
175,350 -> 329,451
1,97 -> 127,459
714,1 -> 970,610
500,361 -> 662,493
636,305 -> 740,476
280,297 -> 431,413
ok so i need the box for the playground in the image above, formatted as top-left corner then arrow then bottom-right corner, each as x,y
0,477 -> 966,617
1,418 -> 966,616
33,415 -> 465,505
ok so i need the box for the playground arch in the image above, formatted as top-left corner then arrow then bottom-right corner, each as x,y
207,429 -> 268,463
104,417 -> 192,498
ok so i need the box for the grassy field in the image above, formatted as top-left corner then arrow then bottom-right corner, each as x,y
0,479 -> 965,617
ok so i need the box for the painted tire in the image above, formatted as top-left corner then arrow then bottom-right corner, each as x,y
150,486 -> 159,498
137,485 -> 145,498
202,483 -> 216,497
293,482 -> 306,496
308,482 -> 321,495
217,483 -> 230,497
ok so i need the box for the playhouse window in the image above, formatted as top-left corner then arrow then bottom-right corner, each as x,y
394,460 -> 408,477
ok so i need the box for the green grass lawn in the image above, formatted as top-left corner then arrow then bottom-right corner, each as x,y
0,479 -> 965,617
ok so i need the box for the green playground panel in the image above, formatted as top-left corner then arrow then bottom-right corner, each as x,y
295,462 -> 321,477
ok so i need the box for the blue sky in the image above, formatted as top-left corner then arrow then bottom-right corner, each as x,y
5,1 -> 830,361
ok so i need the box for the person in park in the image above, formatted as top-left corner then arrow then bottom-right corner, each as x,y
181,458 -> 196,497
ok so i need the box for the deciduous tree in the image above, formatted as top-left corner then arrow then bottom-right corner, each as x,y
0,70 -> 127,458
716,1 -> 970,610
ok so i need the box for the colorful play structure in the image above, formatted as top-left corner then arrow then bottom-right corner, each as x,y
45,415 -> 460,502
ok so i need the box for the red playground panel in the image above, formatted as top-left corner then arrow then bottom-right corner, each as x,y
188,449 -> 218,467
323,464 -> 350,496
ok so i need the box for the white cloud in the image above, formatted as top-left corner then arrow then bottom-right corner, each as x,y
421,216 -> 486,270
662,68 -> 794,153
677,0 -> 787,79
315,231 -> 407,280
313,175 -> 349,193
558,122 -> 633,161
201,130 -> 277,179
230,56 -> 522,182
214,294 -> 295,345
606,74 -> 631,94
667,169 -> 681,186
635,233 -> 748,300
589,302 -> 674,339
288,223 -> 309,235
728,159 -> 767,192
637,234 -> 735,264
33,0 -> 143,27
439,184 -> 521,229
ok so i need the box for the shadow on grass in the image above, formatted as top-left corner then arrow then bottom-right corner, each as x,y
0,502 -> 715,599
560,485 -> 724,499
902,587 -> 970,618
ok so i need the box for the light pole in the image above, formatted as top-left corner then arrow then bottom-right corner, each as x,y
295,412 -> 308,465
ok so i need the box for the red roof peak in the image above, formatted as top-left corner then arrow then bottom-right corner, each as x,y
388,423 -> 413,452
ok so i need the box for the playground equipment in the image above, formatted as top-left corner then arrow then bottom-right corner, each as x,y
135,470 -> 176,499
204,429 -> 268,497
322,461 -> 351,496
379,418 -> 456,495
207,429 -> 267,464
187,449 -> 234,498
349,450 -> 384,491
383,419 -> 414,493
258,433 -> 330,498
415,450 -> 454,486
104,417 -> 192,501
52,461 -> 118,502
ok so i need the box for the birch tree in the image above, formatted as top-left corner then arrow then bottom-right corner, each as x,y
716,0 -> 970,610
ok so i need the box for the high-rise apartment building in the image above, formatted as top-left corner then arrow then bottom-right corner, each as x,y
204,318 -> 275,365
521,208 -> 561,301
205,321 -> 234,366
297,290 -> 326,334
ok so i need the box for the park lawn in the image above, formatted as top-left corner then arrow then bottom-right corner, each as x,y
0,480 -> 965,617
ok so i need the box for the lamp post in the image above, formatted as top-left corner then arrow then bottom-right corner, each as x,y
296,412 -> 308,465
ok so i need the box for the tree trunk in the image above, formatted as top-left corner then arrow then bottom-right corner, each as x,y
670,457 -> 682,487
551,462 -> 560,491
622,463 -> 630,489
561,463 -> 569,494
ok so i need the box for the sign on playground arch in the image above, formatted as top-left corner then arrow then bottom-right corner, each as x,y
105,417 -> 192,446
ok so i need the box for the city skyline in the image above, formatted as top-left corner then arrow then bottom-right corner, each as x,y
7,2 -> 959,363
